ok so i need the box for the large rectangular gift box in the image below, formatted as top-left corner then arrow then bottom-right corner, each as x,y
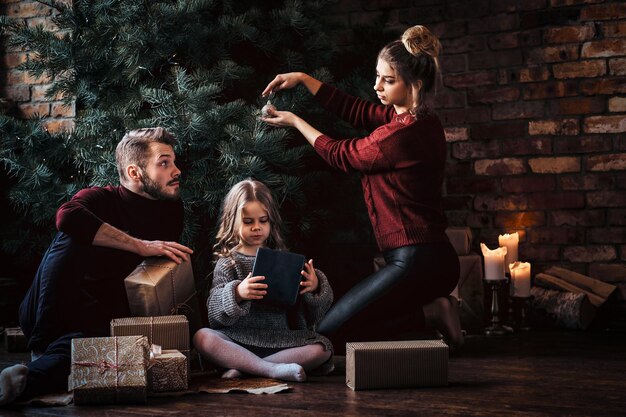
4,327 -> 27,352
124,257 -> 201,333
148,349 -> 188,392
69,335 -> 150,405
110,315 -> 190,379
346,340 -> 448,391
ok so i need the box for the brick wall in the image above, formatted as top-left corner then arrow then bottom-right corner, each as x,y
0,0 -> 74,131
323,0 -> 626,282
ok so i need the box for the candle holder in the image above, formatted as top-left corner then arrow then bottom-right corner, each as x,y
484,279 -> 513,336
511,296 -> 531,331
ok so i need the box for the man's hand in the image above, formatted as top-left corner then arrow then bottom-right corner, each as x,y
136,239 -> 193,264
235,273 -> 267,302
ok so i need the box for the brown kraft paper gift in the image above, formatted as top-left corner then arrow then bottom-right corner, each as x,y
148,350 -> 188,392
124,257 -> 201,333
69,335 -> 150,405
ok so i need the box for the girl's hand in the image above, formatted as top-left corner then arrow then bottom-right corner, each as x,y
262,72 -> 304,97
300,259 -> 319,295
236,273 -> 267,302
261,108 -> 299,128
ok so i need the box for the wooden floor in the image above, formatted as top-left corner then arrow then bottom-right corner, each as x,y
1,330 -> 625,416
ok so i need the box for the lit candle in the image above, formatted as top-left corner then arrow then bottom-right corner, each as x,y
509,261 -> 531,297
480,243 -> 507,281
498,232 -> 519,273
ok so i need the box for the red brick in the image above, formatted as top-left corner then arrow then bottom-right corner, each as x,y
492,101 -> 544,120
528,118 -> 579,135
550,97 -> 605,115
495,211 -> 546,229
452,141 -> 500,160
17,103 -> 50,118
441,36 -> 486,54
324,0 -> 362,13
544,24 -> 596,44
362,0 -> 410,11
446,0 -> 491,19
584,115 -> 626,133
501,137 -> 553,155
502,176 -> 556,193
588,264 -> 626,282
493,0 -> 547,13
442,195 -> 473,211
617,172 -> 626,187
468,86 -> 519,104
474,158 -> 527,176
444,71 -> 497,89
445,161 -> 473,177
434,90 -> 466,108
3,53 -> 28,69
488,30 -> 542,50
609,209 -> 626,226
588,191 -> 626,208
521,9 -> 581,30
444,127 -> 469,142
471,121 -> 527,139
608,97 -> 626,112
550,210 -> 605,226
609,58 -> 626,75
527,192 -> 585,209
602,21 -> 626,38
428,21 -> 467,40
26,17 -> 60,31
350,11 -> 386,26
31,84 -> 61,101
580,77 -> 626,94
439,107 -> 491,125
559,173 -> 614,190
553,60 -> 606,79
42,118 -> 74,133
554,136 -> 612,153
529,227 -> 585,244
4,2 -> 52,18
446,177 -> 499,194
563,246 -> 617,262
50,102 -> 75,118
581,39 -> 626,58
581,3 -> 626,21
440,55 -> 466,74
589,228 -> 626,244
519,66 -> 551,83
467,14 -> 518,34
469,50 -> 523,70
474,194 -> 528,211
526,45 -> 579,64
523,81 -> 578,99
587,153 -> 626,171
523,245 -> 561,262
528,156 -> 580,173
3,85 -> 31,102
551,0 -> 603,7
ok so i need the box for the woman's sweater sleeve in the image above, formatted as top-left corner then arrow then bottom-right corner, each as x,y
207,258 -> 251,328
302,268 -> 333,328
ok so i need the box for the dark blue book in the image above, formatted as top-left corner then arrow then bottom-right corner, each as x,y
252,247 -> 305,307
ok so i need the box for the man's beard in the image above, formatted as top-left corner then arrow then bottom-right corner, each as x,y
140,175 -> 180,201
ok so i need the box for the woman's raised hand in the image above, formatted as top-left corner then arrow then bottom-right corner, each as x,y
262,72 -> 304,97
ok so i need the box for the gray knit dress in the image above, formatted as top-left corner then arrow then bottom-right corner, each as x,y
207,251 -> 334,353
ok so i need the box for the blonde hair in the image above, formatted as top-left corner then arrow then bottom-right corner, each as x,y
213,179 -> 287,261
116,127 -> 176,183
378,25 -> 442,114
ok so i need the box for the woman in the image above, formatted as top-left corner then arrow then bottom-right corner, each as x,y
261,25 -> 463,349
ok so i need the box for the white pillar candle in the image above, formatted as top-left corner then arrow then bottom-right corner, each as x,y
509,261 -> 531,297
480,243 -> 507,281
498,232 -> 519,273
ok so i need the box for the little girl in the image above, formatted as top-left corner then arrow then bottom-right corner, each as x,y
193,179 -> 333,382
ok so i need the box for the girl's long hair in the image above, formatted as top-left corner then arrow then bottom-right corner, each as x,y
213,178 -> 287,262
378,25 -> 442,114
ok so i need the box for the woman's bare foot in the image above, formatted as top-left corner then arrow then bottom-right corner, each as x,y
423,296 -> 464,351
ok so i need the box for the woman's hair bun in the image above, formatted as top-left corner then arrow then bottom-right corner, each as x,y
401,25 -> 441,59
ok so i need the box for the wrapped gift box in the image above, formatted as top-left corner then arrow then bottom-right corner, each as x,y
452,253 -> 484,332
346,340 -> 448,390
445,227 -> 472,256
110,315 -> 190,378
4,327 -> 27,352
69,335 -> 150,405
124,257 -> 201,333
148,349 -> 188,392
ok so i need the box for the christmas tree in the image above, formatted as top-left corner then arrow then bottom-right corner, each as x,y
0,0 -> 371,282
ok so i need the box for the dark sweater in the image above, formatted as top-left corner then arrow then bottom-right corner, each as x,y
313,83 -> 449,251
55,185 -> 184,328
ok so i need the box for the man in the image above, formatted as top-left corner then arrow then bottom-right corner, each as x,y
0,127 -> 193,405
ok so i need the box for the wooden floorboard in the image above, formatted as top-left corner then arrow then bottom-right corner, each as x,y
1,330 -> 625,416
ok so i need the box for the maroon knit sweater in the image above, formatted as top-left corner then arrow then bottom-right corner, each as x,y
313,83 -> 449,251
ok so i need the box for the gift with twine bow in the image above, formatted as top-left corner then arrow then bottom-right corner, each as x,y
69,335 -> 150,405
110,315 -> 191,380
124,257 -> 202,334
